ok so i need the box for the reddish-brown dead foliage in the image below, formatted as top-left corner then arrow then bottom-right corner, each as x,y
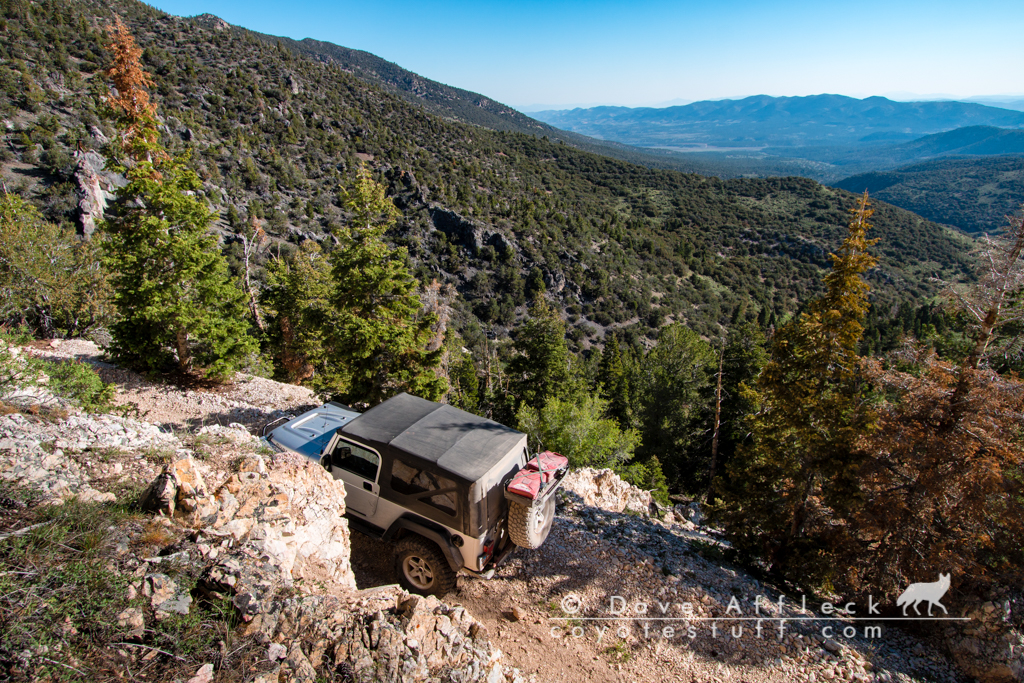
839,343 -> 1024,599
104,18 -> 159,151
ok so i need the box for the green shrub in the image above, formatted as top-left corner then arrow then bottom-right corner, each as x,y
616,455 -> 670,507
517,392 -> 640,470
44,359 -> 115,411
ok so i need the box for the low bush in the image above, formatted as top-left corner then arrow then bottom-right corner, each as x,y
44,360 -> 115,412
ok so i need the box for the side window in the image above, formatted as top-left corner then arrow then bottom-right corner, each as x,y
330,440 -> 380,481
390,460 -> 458,516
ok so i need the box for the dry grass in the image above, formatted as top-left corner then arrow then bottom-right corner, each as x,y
0,481 -> 272,682
136,523 -> 175,548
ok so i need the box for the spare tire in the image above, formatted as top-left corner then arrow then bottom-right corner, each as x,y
508,494 -> 555,549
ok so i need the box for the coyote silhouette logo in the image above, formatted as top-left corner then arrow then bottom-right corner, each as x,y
897,573 -> 950,616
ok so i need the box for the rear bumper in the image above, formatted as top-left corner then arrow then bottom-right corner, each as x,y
463,537 -> 517,580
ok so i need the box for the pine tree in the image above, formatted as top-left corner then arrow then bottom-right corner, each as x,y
596,335 -> 631,428
99,20 -> 255,379
508,297 -> 571,409
262,239 -> 332,384
0,193 -> 110,338
319,167 -> 445,406
714,193 -> 879,581
446,341 -> 480,414
632,323 -> 716,492
705,322 -> 768,492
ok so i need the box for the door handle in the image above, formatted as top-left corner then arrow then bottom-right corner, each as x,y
363,481 -> 373,492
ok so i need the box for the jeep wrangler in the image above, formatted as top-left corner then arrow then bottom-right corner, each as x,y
261,392 -> 568,595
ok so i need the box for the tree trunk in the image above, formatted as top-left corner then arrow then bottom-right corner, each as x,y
175,328 -> 192,373
706,344 -> 725,499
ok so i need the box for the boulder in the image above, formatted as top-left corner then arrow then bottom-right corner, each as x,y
673,501 -> 703,526
116,607 -> 145,639
144,572 -> 193,619
186,664 -> 214,683
140,455 -> 208,516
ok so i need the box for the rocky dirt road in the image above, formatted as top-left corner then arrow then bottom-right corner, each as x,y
350,491 -> 970,683
27,339 -> 318,432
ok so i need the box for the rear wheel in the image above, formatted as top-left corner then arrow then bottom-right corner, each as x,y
508,494 -> 555,549
394,536 -> 457,596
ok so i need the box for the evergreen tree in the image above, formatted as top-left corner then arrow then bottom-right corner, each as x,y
705,322 -> 768,490
596,335 -> 631,427
714,193 -> 879,581
262,239 -> 332,384
318,167 -> 445,406
0,193 -> 110,338
99,20 -> 255,379
508,297 -> 571,409
444,337 -> 481,414
632,323 -> 716,492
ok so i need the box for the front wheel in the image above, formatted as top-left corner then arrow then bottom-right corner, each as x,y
508,494 -> 556,549
394,536 -> 457,596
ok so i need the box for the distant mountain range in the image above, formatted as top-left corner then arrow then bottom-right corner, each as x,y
963,96 -> 1024,112
532,95 -> 1024,149
528,96 -> 1024,233
774,125 -> 1024,173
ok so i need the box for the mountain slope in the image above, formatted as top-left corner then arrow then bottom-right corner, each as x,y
191,13 -> 779,179
835,156 -> 1024,233
890,125 -> 1024,158
192,14 -> 548,136
0,0 -> 973,349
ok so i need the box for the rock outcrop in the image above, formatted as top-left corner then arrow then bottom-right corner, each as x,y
137,451 -> 521,681
561,467 -> 652,515
428,207 -> 517,258
73,149 -> 125,238
946,597 -> 1024,683
144,452 -> 357,594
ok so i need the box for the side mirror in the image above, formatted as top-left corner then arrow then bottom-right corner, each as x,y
321,454 -> 332,471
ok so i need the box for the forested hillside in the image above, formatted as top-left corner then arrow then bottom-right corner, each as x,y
196,13 -> 786,180
0,0 -> 971,350
836,156 -> 1024,234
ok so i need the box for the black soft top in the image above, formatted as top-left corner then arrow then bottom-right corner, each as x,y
340,393 -> 525,483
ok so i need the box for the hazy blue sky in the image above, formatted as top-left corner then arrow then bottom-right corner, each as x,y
148,0 -> 1024,110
